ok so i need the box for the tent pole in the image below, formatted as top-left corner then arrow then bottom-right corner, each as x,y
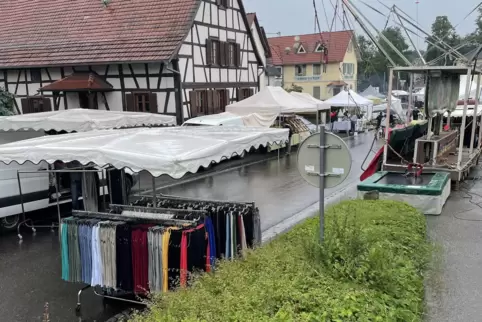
457,66 -> 473,168
470,73 -> 481,154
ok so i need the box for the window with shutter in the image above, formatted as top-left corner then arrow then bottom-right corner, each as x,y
189,91 -> 197,117
220,42 -> 227,67
227,42 -> 236,67
235,43 -> 241,67
217,0 -> 229,8
125,93 -> 135,111
21,97 -> 52,114
209,39 -> 221,66
206,39 -> 213,65
193,90 -> 208,116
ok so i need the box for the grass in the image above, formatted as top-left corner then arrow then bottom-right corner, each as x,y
132,200 -> 431,322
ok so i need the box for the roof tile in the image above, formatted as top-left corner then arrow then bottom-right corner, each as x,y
267,30 -> 354,65
0,0 -> 199,68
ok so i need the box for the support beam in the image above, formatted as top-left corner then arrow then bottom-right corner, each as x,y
470,73 -> 481,154
383,68 -> 394,167
457,67 -> 473,168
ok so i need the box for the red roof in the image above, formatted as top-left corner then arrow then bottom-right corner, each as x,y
39,73 -> 113,92
0,0 -> 199,68
267,30 -> 354,65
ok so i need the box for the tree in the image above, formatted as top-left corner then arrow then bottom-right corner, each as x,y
371,27 -> 410,71
425,16 -> 460,65
285,83 -> 303,93
0,87 -> 15,116
356,35 -> 377,77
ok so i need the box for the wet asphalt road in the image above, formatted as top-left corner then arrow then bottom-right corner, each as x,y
425,169 -> 482,322
0,133 -> 375,322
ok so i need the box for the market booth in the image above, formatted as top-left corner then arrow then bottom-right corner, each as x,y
226,86 -> 328,150
0,109 -> 177,232
324,89 -> 372,132
0,125 -> 289,311
290,91 -> 331,126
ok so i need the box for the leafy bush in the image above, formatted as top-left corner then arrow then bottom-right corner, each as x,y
0,87 -> 15,116
132,200 -> 431,322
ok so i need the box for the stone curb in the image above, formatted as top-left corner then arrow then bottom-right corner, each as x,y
261,181 -> 358,243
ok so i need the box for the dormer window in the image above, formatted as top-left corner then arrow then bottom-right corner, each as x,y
315,43 -> 323,52
297,45 -> 306,54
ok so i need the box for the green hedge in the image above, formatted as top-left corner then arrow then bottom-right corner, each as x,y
133,200 -> 431,322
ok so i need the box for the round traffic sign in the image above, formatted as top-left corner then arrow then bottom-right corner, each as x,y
297,132 -> 352,188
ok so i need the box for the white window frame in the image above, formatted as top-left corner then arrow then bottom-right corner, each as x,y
313,86 -> 321,99
295,64 -> 307,76
314,43 -> 323,52
297,45 -> 306,54
312,64 -> 321,76
342,63 -> 354,76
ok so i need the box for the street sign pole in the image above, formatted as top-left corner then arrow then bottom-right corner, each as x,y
297,130 -> 352,244
319,127 -> 325,242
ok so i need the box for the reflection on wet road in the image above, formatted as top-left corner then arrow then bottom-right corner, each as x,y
0,133 -> 375,322
157,133 -> 374,230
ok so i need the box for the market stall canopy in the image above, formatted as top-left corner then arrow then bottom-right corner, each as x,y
324,89 -> 373,107
458,75 -> 480,99
183,112 -> 277,128
392,90 -> 409,96
443,106 -> 480,118
361,85 -> 385,98
0,126 -> 288,178
226,86 -> 325,114
414,87 -> 425,99
0,109 -> 177,132
290,92 -> 331,111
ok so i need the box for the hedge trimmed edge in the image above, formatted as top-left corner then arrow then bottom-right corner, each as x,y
132,200 -> 431,322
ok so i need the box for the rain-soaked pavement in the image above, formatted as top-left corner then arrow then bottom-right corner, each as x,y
425,168 -> 482,322
0,133 -> 375,322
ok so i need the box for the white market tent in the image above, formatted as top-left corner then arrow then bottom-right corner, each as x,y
361,85 -> 385,98
392,90 -> 409,96
0,109 -> 177,132
184,111 -> 278,128
444,106 -> 481,118
324,89 -> 373,119
290,92 -> 330,110
0,126 -> 288,179
226,86 -> 324,114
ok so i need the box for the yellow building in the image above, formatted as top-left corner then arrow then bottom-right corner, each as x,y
268,30 -> 359,100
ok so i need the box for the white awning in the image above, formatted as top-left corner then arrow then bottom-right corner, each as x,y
290,92 -> 331,111
226,86 -> 324,114
0,109 -> 177,132
444,106 -> 481,118
0,126 -> 288,178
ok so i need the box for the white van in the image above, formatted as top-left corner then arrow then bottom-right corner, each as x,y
0,129 -> 138,231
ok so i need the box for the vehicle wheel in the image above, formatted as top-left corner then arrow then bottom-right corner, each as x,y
1,214 -> 20,232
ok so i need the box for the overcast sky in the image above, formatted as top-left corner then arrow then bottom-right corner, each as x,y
244,0 -> 481,49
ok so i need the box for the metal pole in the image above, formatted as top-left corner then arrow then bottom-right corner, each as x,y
16,171 -> 26,222
54,170 -> 61,238
316,110 -> 319,132
101,169 -> 106,211
152,176 -> 157,206
383,68 -> 394,166
408,75 -> 414,125
319,127 -> 325,242
470,73 -> 481,154
458,67 -> 473,168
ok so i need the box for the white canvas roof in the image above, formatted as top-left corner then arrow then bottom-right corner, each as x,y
226,86 -> 323,114
290,92 -> 331,111
324,89 -> 373,107
0,109 -> 177,132
444,106 -> 480,118
0,126 -> 288,178
183,112 -> 277,128
361,85 -> 385,98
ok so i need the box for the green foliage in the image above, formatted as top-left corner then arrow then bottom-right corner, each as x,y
132,200 -> 431,322
285,83 -> 303,93
0,87 -> 15,116
425,16 -> 461,65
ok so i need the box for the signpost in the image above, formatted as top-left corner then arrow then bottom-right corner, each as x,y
297,128 -> 352,241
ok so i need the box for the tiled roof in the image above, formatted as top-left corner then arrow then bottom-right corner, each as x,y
39,73 -> 113,91
0,0 -> 199,68
267,30 -> 354,65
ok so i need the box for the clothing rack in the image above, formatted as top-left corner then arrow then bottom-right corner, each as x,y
135,194 -> 262,246
64,208 -> 209,313
72,210 -> 199,226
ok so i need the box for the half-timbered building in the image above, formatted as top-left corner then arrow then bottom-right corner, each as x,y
0,0 -> 262,124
